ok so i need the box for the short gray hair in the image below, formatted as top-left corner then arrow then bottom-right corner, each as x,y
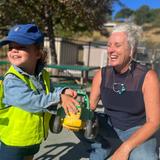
112,23 -> 142,52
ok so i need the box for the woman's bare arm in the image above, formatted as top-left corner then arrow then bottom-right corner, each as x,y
90,69 -> 102,110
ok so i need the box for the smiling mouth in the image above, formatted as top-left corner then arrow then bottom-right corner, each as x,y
110,55 -> 118,61
12,55 -> 21,59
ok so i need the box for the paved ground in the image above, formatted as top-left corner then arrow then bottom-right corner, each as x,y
34,107 -> 111,160
34,129 -> 91,160
34,96 -> 105,160
34,126 -> 160,160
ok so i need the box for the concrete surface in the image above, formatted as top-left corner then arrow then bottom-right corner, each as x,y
34,127 -> 160,160
34,106 -> 106,160
34,129 -> 91,160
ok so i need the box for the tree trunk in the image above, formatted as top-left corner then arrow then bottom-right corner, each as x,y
44,2 -> 59,82
44,3 -> 57,64
45,18 -> 59,80
47,23 -> 57,64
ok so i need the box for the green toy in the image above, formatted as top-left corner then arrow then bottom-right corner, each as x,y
49,90 -> 99,140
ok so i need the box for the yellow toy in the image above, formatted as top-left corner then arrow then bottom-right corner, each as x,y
49,90 -> 99,140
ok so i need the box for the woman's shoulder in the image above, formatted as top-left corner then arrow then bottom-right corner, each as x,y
93,69 -> 101,79
144,69 -> 159,82
94,66 -> 111,77
142,69 -> 159,94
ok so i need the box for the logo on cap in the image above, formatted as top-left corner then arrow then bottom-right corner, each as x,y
14,26 -> 20,32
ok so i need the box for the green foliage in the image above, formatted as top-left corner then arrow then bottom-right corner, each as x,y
151,9 -> 160,27
0,0 -> 118,63
134,5 -> 154,25
115,8 -> 134,19
115,5 -> 160,27
0,0 -> 117,35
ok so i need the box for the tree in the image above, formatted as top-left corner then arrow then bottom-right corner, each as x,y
0,0 -> 118,64
114,8 -> 134,20
150,9 -> 160,27
134,5 -> 154,25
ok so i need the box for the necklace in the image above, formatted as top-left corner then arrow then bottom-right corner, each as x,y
112,60 -> 133,94
112,70 -> 127,95
112,82 -> 126,94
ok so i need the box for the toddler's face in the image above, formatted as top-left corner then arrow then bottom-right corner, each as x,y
7,42 -> 41,74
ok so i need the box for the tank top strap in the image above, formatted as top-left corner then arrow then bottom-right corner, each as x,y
101,66 -> 113,88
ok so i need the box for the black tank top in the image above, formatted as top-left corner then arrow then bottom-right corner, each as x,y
100,61 -> 148,130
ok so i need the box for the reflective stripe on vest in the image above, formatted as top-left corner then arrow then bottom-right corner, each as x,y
0,65 -> 51,146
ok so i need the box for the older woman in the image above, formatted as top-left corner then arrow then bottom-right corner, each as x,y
89,23 -> 160,160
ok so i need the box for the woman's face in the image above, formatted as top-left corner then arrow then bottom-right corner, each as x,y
7,42 -> 41,74
107,32 -> 132,73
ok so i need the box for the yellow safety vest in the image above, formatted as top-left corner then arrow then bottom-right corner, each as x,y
0,65 -> 51,146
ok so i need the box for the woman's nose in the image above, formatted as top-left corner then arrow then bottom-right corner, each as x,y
107,46 -> 115,53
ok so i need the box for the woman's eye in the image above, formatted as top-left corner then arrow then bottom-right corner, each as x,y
115,44 -> 121,48
115,43 -> 122,48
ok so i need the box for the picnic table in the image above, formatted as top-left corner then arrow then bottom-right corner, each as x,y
0,61 -> 10,79
0,61 -> 9,65
0,61 -> 100,89
46,64 -> 100,89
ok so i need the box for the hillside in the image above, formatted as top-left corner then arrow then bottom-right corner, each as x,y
143,26 -> 160,45
75,25 -> 160,48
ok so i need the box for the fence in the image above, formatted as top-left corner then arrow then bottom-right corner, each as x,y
44,37 -> 107,67
0,37 -> 160,77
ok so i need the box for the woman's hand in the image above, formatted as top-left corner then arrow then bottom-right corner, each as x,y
60,91 -> 79,115
111,143 -> 131,160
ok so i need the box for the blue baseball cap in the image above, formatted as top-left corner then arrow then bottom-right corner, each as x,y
0,24 -> 44,47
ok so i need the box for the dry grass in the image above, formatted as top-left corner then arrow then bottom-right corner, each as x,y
75,24 -> 160,47
143,27 -> 160,44
74,31 -> 108,42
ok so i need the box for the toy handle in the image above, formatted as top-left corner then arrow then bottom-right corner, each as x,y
76,90 -> 90,110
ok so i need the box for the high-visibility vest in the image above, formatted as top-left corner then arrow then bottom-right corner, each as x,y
0,65 -> 51,146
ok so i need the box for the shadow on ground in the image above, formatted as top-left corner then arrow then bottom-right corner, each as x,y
35,140 -> 90,160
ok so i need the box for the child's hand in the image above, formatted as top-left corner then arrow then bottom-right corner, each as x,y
60,94 -> 80,115
63,88 -> 77,98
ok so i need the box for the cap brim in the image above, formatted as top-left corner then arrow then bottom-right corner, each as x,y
0,39 -> 11,47
0,36 -> 35,47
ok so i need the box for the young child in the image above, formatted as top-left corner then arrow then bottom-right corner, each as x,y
0,24 -> 79,160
